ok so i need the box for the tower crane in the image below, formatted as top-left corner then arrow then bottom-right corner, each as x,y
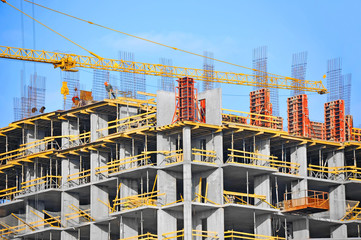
0,46 -> 327,94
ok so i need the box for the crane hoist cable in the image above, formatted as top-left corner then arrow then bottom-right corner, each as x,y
23,0 -> 298,80
3,0 -> 101,59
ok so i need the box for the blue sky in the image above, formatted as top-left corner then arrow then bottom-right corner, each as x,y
1,0 -> 360,128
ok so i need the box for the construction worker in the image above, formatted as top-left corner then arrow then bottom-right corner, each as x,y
104,82 -> 116,99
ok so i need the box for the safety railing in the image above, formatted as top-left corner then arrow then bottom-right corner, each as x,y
224,230 -> 285,240
192,148 -> 217,164
307,164 -> 361,181
278,190 -> 329,212
67,169 -> 91,185
162,229 -> 219,240
227,149 -> 300,175
341,200 -> 361,221
67,132 -> 91,148
164,149 -> 183,165
65,204 -> 95,222
222,109 -> 283,130
119,232 -> 158,240
0,212 -> 61,238
223,190 -> 277,209
112,191 -> 165,213
97,111 -> 156,135
0,187 -> 21,203
0,136 -> 61,165
21,175 -> 62,192
95,152 -> 154,176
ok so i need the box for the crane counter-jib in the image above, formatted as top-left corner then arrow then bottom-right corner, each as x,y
0,45 -> 328,94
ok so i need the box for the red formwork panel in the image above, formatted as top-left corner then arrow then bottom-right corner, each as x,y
310,121 -> 325,140
249,88 -> 273,128
172,77 -> 202,123
287,94 -> 310,137
324,100 -> 346,142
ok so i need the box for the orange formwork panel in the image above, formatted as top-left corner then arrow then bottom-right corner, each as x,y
287,94 -> 310,137
249,88 -> 272,128
310,121 -> 325,140
281,190 -> 329,214
324,100 -> 346,142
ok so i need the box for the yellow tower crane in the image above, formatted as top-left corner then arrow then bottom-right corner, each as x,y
0,46 -> 327,94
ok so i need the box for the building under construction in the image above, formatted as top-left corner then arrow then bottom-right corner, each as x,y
0,75 -> 360,240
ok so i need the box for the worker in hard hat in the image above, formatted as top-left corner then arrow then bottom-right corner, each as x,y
104,82 -> 116,99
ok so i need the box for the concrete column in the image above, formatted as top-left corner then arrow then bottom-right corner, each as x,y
292,218 -> 309,240
90,223 -> 108,240
290,145 -> 308,199
156,91 -> 176,127
208,208 -> 224,239
157,210 -> 177,239
90,185 -> 108,220
254,213 -> 272,237
183,126 -> 192,239
198,88 -> 222,126
90,151 -> 108,182
26,199 -> 44,229
60,230 -> 77,240
254,138 -> 272,237
61,158 -> 80,187
120,217 -> 139,238
328,150 -> 347,238
61,120 -> 79,149
90,113 -> 108,142
158,170 -> 176,205
24,124 -> 45,154
61,192 -> 79,226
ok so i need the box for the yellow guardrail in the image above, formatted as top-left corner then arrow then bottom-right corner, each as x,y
223,190 -> 277,209
227,148 -> 300,175
95,152 -> 154,175
21,175 -> 62,191
67,169 -> 91,184
0,187 -> 21,202
224,230 -> 285,240
65,204 -> 95,222
308,164 -> 361,181
112,190 -> 165,213
162,229 -> 219,240
119,232 -> 158,240
192,148 -> 217,164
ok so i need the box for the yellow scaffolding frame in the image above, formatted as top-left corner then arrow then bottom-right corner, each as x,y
224,230 -> 285,240
227,148 -> 300,175
0,187 -> 21,202
341,201 -> 361,221
164,149 -> 183,165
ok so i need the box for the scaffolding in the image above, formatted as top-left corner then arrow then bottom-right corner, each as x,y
291,52 -> 308,96
62,71 -> 80,109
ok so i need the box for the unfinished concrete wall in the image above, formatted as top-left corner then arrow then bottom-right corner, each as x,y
198,88 -> 222,126
157,90 -> 175,127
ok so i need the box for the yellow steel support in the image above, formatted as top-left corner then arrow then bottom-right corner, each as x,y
11,213 -> 35,231
224,230 -> 285,240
